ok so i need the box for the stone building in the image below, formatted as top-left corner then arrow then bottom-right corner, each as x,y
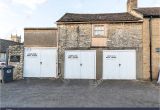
128,3 -> 160,80
57,0 -> 160,80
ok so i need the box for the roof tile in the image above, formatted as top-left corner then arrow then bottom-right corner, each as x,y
134,7 -> 160,17
57,12 -> 142,23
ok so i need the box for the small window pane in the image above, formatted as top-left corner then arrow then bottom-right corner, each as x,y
94,25 -> 105,36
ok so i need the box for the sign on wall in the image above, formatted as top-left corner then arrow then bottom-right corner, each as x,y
10,55 -> 20,62
27,53 -> 38,57
68,55 -> 78,59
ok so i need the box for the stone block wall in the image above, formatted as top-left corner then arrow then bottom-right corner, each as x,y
151,18 -> 160,80
58,23 -> 142,61
143,18 -> 160,80
142,19 -> 150,80
8,45 -> 24,80
107,23 -> 142,48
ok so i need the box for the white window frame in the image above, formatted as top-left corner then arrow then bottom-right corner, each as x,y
92,24 -> 105,36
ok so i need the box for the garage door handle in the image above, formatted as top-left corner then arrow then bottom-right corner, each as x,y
40,62 -> 42,64
119,64 -> 121,67
80,64 -> 82,66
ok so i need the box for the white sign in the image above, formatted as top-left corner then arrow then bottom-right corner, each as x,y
68,55 -> 78,59
27,53 -> 37,57
106,55 -> 117,59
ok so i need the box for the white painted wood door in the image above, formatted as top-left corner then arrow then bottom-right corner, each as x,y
118,51 -> 136,79
64,51 -> 81,79
24,48 -> 41,77
24,47 -> 57,78
80,51 -> 96,79
40,48 -> 57,77
103,50 -> 136,80
103,51 -> 120,79
65,50 -> 96,79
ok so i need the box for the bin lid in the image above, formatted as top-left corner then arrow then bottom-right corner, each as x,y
3,65 -> 15,69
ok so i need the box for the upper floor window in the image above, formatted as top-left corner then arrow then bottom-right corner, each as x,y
156,48 -> 160,53
93,25 -> 105,36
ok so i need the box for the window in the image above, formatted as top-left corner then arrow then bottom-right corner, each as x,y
156,48 -> 160,53
93,25 -> 105,36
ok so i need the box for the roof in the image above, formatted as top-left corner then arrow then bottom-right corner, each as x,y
134,7 -> 160,18
24,27 -> 57,30
57,12 -> 142,23
0,39 -> 22,53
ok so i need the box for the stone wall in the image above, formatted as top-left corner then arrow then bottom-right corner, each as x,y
8,45 -> 24,80
151,18 -> 160,80
142,18 -> 160,80
107,23 -> 142,47
58,23 -> 142,61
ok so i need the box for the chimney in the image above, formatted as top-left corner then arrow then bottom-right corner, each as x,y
127,0 -> 137,12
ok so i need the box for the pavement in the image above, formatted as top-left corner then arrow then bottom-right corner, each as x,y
0,79 -> 160,107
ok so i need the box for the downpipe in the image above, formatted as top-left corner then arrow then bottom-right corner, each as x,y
149,16 -> 153,81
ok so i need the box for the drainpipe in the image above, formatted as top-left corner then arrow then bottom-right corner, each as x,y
149,16 -> 153,81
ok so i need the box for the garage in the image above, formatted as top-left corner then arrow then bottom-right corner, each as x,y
64,50 -> 96,79
103,50 -> 136,79
23,47 -> 57,77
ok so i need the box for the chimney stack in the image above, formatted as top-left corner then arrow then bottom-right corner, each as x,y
127,0 -> 137,12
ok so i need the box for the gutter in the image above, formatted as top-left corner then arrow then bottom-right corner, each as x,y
149,16 -> 153,81
56,20 -> 143,25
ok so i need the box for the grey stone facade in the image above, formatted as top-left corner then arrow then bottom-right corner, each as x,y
58,23 -> 142,60
8,45 -> 24,80
107,23 -> 142,48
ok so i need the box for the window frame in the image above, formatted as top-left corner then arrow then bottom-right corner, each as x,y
92,24 -> 106,37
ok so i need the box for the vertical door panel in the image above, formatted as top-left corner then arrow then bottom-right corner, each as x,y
80,51 -> 96,79
24,48 -> 41,77
119,50 -> 136,79
40,48 -> 57,77
103,51 -> 119,79
65,51 -> 81,79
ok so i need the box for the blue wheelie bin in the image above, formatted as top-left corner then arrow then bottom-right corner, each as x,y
1,65 -> 14,83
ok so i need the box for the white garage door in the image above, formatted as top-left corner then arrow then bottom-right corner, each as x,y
65,50 -> 96,79
24,47 -> 57,77
103,50 -> 136,79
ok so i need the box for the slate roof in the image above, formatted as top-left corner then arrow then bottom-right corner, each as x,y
24,27 -> 57,30
57,12 -> 142,23
134,7 -> 160,17
0,39 -> 22,53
